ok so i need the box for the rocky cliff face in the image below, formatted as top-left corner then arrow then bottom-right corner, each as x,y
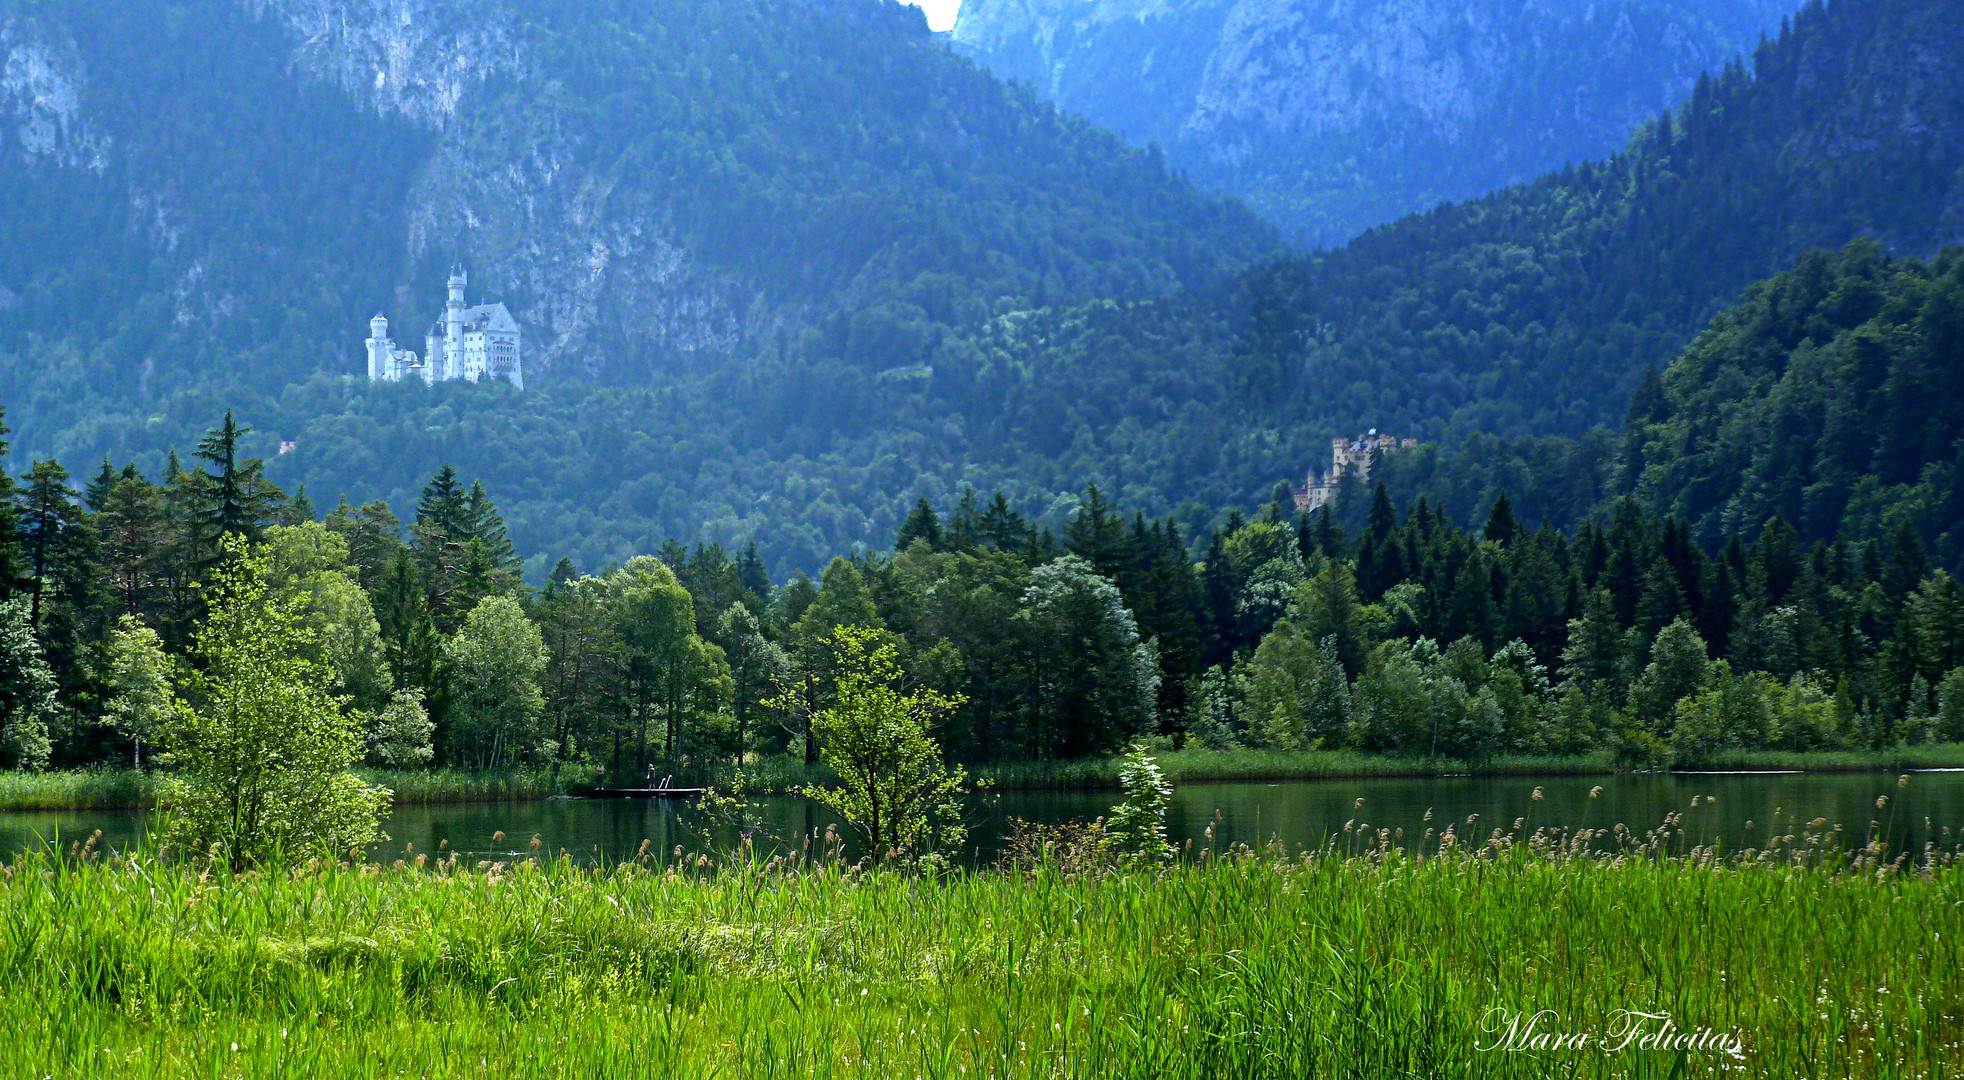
1,16 -> 108,170
953,0 -> 1799,244
228,0 -> 734,375
0,0 -> 1269,388
245,0 -> 525,126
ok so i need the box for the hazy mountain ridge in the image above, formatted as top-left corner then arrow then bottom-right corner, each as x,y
942,0 -> 1964,540
953,0 -> 1798,244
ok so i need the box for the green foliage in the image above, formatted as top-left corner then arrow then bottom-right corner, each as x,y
1628,617 -> 1712,741
798,627 -> 967,860
0,598 -> 55,770
366,688 -> 435,770
1621,241 -> 1964,565
440,595 -> 549,772
158,540 -> 388,869
1103,742 -> 1172,865
100,615 -> 171,768
1018,555 -> 1161,757
265,523 -> 393,712
1939,668 -> 1964,744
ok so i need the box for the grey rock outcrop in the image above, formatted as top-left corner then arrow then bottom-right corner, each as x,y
953,0 -> 1798,244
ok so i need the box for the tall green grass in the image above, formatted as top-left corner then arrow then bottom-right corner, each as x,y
1,822 -> 1955,1078
0,768 -> 562,811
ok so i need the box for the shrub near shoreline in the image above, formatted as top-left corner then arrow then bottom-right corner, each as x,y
1,823 -> 1954,1079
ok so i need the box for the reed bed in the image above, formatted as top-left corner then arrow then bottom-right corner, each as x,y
2,818 -> 1957,1078
0,769 -> 562,811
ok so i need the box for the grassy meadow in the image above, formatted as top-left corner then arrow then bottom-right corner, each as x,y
2,824 -> 1956,1078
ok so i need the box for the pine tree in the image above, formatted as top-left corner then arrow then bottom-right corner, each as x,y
736,541 -> 771,604
192,411 -> 282,547
978,492 -> 1028,551
411,466 -> 485,628
1483,492 -> 1520,544
946,487 -> 982,551
895,497 -> 944,552
1065,483 -> 1131,580
83,459 -> 118,512
1354,483 -> 1403,600
377,549 -> 438,698
0,598 -> 55,770
324,499 -> 405,595
0,409 -> 27,600
97,473 -> 169,618
20,461 -> 84,629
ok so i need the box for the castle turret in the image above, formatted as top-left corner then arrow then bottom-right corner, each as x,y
366,314 -> 391,381
445,264 -> 468,381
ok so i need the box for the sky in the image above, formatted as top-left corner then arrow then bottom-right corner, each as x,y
904,0 -> 962,33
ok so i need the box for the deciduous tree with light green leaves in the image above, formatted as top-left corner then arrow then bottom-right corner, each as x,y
442,595 -> 548,771
1105,742 -> 1172,865
102,615 -> 172,768
789,627 -> 967,861
159,539 -> 388,870
0,598 -> 55,771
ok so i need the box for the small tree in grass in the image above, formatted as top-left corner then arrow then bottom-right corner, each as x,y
1105,742 -> 1173,865
782,626 -> 967,862
159,538 -> 389,870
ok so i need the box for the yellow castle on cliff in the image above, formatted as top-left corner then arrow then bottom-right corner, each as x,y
1292,430 -> 1417,514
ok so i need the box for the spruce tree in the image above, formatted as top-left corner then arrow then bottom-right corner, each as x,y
735,541 -> 771,605
1065,483 -> 1131,580
192,411 -> 282,547
1483,492 -> 1519,544
895,497 -> 944,552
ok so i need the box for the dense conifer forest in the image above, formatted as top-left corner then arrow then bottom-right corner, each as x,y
4,392 -> 1958,778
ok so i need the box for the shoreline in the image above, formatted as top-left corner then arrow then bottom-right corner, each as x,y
2,745 -> 1960,812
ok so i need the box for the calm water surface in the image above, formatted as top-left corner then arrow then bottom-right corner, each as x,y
6,771 -> 1961,864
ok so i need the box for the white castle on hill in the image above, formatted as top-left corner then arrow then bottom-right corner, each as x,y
366,266 -> 523,388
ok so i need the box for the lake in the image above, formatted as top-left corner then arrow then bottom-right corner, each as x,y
7,770 -> 1961,864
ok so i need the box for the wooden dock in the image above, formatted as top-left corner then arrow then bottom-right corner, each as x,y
587,787 -> 707,799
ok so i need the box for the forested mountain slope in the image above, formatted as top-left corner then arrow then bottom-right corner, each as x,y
951,0 -> 1796,245
1621,240 -> 1963,565
958,0 -> 1964,532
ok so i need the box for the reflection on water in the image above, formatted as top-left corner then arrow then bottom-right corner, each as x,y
4,771 -> 1960,865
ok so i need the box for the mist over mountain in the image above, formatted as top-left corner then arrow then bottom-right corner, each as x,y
951,0 -> 1798,245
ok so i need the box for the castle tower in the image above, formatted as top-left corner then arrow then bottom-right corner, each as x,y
366,314 -> 391,381
445,265 -> 468,381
